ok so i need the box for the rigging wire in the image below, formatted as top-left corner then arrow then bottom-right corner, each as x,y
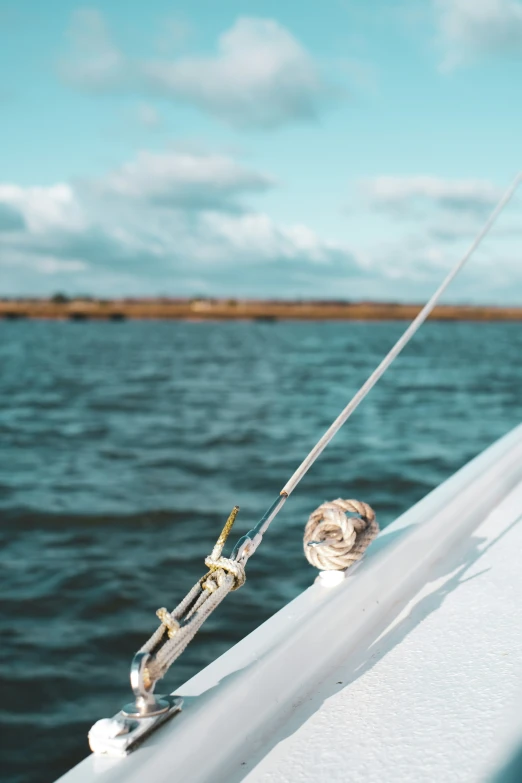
232,171 -> 522,564
124,172 -> 522,707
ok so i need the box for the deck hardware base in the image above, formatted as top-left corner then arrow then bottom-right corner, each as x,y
88,695 -> 183,757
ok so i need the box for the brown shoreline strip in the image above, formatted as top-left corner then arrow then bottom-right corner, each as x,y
1,299 -> 522,321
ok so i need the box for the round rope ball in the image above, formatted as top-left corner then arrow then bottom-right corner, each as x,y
304,498 -> 378,571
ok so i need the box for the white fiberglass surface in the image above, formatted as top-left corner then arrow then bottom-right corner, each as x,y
243,478 -> 522,783
58,425 -> 522,783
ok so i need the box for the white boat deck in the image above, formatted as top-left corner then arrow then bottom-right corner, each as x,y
60,425 -> 522,783
243,469 -> 522,783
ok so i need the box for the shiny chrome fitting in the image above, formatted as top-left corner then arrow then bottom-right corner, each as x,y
88,695 -> 183,757
121,652 -> 170,718
88,652 -> 183,756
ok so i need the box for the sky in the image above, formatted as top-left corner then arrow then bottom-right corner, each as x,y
0,0 -> 521,302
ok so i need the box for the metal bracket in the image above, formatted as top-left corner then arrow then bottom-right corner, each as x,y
88,695 -> 183,757
121,652 -> 170,718
88,652 -> 183,756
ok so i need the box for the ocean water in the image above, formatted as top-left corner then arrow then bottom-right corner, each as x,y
1,319 -> 521,783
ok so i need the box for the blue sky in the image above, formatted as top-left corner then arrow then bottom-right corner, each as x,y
1,0 -> 521,301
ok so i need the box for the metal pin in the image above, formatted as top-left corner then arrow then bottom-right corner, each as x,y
307,538 -> 337,548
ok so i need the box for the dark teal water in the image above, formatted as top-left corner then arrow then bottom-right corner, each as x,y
1,320 -> 521,783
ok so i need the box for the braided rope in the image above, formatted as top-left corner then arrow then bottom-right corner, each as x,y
136,507 -> 246,686
145,574 -> 235,682
304,498 -> 378,571
134,498 -> 377,690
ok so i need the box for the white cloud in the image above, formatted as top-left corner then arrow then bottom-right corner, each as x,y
434,0 -> 522,67
62,12 -> 331,129
0,183 -> 86,232
362,175 -> 502,216
3,153 -> 518,301
99,150 -> 274,210
0,148 -> 361,296
202,212 -> 348,265
141,18 -> 327,128
352,170 -> 522,302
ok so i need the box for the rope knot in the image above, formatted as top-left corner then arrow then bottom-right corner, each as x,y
304,498 -> 378,571
203,555 -> 246,592
156,607 -> 180,638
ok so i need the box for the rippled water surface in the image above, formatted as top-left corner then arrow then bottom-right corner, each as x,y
1,320 -> 521,783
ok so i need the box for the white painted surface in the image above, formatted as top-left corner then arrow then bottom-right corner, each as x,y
58,425 -> 522,783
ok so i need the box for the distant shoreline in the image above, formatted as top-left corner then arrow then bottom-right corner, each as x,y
1,298 -> 522,321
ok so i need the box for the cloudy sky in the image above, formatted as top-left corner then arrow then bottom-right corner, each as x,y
1,0 -> 521,302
